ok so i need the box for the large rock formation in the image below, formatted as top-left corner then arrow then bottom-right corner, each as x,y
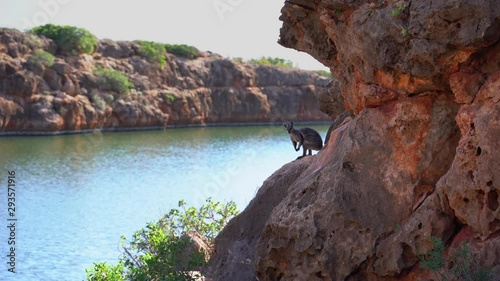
0,29 -> 329,134
209,0 -> 499,280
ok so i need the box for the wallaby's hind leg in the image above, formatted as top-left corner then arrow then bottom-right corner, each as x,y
296,146 -> 307,160
308,149 -> 312,156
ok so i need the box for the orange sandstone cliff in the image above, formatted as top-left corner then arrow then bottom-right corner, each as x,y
209,0 -> 499,280
0,29 -> 329,134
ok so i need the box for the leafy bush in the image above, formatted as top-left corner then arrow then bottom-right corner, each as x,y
400,28 -> 409,37
86,262 -> 126,281
231,57 -> 243,63
162,93 -> 176,104
30,24 -> 97,55
135,40 -> 167,68
23,33 -> 43,49
315,70 -> 333,78
86,198 -> 239,281
28,50 -> 55,68
249,57 -> 295,68
90,94 -> 107,111
391,2 -> 406,17
123,223 -> 206,281
420,236 -> 493,281
94,67 -> 133,94
420,236 -> 446,271
159,198 -> 238,241
164,44 -> 200,59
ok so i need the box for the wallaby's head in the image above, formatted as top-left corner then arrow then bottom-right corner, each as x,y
283,122 -> 294,133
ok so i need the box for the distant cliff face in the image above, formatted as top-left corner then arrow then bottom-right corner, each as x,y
0,29 -> 329,134
210,1 -> 499,280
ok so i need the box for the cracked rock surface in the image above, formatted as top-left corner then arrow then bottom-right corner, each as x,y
209,0 -> 499,280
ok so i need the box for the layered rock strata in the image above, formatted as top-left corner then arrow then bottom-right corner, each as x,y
0,29 -> 329,134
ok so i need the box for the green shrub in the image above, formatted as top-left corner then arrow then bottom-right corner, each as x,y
123,223 -> 205,281
420,236 -> 493,281
135,40 -> 167,68
420,236 -> 445,271
159,198 -> 238,241
28,50 -> 55,68
391,2 -> 406,17
249,57 -> 294,68
231,57 -> 243,63
400,28 -> 409,37
23,34 -> 43,49
164,44 -> 200,59
86,198 -> 239,281
86,262 -> 126,281
162,93 -> 176,104
90,94 -> 107,111
30,24 -> 97,55
315,70 -> 333,78
94,67 -> 133,94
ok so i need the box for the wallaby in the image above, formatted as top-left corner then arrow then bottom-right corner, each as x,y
283,122 -> 323,159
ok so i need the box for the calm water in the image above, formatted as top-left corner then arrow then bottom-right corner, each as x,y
0,124 -> 328,281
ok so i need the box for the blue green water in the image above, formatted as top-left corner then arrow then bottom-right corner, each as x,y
0,124 -> 328,281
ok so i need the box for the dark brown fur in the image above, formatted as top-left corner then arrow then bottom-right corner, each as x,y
283,122 -> 323,159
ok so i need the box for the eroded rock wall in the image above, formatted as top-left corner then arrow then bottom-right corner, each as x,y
210,0 -> 499,280
0,29 -> 329,133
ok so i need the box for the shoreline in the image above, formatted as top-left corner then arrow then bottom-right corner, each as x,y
0,121 -> 332,137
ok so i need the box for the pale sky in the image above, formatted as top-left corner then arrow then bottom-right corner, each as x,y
0,0 -> 329,70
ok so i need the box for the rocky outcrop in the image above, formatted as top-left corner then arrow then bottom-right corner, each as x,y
209,0 -> 499,280
0,29 -> 329,134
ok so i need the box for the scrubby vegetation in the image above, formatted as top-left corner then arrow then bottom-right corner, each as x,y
28,50 -> 55,68
86,262 -> 126,281
162,93 -> 176,104
30,24 -> 97,55
135,40 -> 167,68
164,44 -> 200,59
391,2 -> 406,17
249,57 -> 295,68
315,70 -> 333,78
94,67 -> 134,94
134,41 -> 200,67
85,198 -> 239,281
89,91 -> 108,111
23,33 -> 43,49
165,44 -> 200,59
420,236 -> 493,281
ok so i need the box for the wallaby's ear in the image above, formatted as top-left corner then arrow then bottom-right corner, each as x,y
291,121 -> 294,127
283,123 -> 287,128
